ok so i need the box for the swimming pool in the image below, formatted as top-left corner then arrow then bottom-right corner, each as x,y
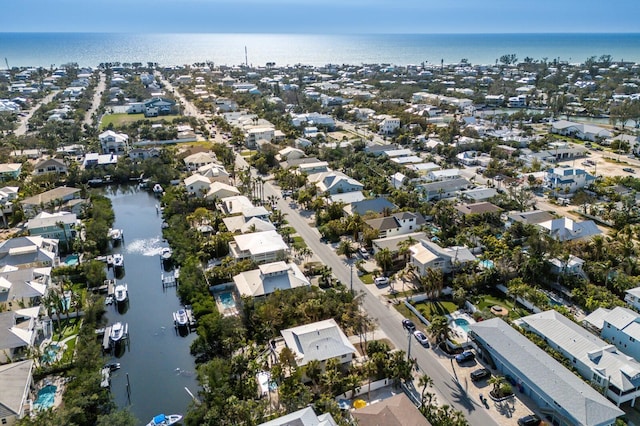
453,318 -> 471,333
41,345 -> 60,364
33,385 -> 56,410
64,254 -> 79,266
479,259 -> 494,269
218,292 -> 236,309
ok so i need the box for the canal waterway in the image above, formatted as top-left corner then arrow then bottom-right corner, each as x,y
103,185 -> 198,425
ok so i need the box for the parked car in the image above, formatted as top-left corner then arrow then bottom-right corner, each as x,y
402,319 -> 416,332
470,368 -> 491,382
374,276 -> 389,286
455,350 -> 475,364
358,247 -> 370,259
413,330 -> 429,347
623,167 -> 635,173
517,415 -> 541,426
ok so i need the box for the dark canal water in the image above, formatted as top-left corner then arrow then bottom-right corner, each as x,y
103,186 -> 198,425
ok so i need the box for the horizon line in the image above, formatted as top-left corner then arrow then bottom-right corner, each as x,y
1,31 -> 640,35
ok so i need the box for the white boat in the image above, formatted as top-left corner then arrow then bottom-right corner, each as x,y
146,414 -> 182,426
173,309 -> 188,327
153,183 -> 164,195
109,228 -> 124,243
114,283 -> 128,304
113,254 -> 124,269
160,247 -> 172,262
106,255 -> 114,266
109,322 -> 124,343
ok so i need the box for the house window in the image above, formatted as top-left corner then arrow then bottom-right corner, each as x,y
2,418 -> 6,424
632,337 -> 636,342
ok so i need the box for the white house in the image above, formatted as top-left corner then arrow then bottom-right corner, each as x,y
314,171 -> 364,195
519,310 -> 640,407
584,307 -> 640,362
409,239 -> 476,275
625,287 -> 640,311
246,127 -> 275,148
233,261 -> 310,298
0,360 -> 34,425
184,174 -> 212,197
551,120 -> 613,142
183,152 -> 217,171
33,158 -> 67,176
197,163 -> 230,184
98,130 -> 130,154
228,230 -> 288,264
380,117 -> 400,134
544,168 -> 596,194
257,407 -> 337,426
280,319 -> 356,367
427,169 -> 463,182
538,217 -> 601,242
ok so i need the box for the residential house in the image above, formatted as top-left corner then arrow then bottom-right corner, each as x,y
228,230 -> 288,264
458,187 -> 498,203
20,187 -> 81,218
505,210 -> 556,227
246,127 -> 275,149
0,360 -> 34,425
0,309 -> 42,364
183,152 -> 217,171
351,393 -> 432,426
469,318 -> 624,426
82,153 -> 118,168
290,112 -> 335,128
26,212 -> 77,246
584,307 -> 640,362
372,231 -> 428,255
519,310 -> 640,407
223,216 -> 275,234
625,287 -> 640,312
184,174 -> 212,198
0,236 -> 58,269
197,163 -> 231,184
418,178 -> 472,201
206,182 -> 240,201
233,261 -> 310,298
410,240 -> 476,275
454,202 -> 502,217
0,267 -> 51,313
127,97 -> 176,117
427,169 -> 462,182
0,164 -> 22,182
32,158 -> 67,176
364,212 -> 425,239
298,161 -> 330,175
128,147 -> 160,161
552,120 -> 613,142
539,217 -> 602,241
257,407 -> 337,426
98,130 -> 130,154
220,195 -> 254,215
277,147 -> 305,161
314,171 -> 364,195
549,255 -> 586,277
545,168 -> 596,194
280,319 -> 356,367
379,117 -> 401,134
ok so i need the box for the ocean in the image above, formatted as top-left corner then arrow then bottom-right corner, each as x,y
0,32 -> 639,68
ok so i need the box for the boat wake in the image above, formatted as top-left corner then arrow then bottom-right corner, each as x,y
175,368 -> 195,377
126,237 -> 164,256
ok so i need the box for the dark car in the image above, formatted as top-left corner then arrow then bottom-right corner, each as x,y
517,415 -> 541,426
402,319 -> 416,332
455,350 -> 475,364
470,368 -> 491,382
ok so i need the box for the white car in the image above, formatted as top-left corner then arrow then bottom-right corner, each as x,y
413,330 -> 429,347
358,247 -> 370,259
374,276 -> 389,286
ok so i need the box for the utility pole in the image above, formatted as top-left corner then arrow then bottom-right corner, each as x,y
407,329 -> 412,361
349,262 -> 353,294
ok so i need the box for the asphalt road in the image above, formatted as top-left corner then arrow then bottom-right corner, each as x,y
234,155 -> 498,426
84,72 -> 106,127
14,90 -> 61,136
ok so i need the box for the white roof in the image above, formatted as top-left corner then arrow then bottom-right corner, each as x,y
27,211 -> 77,229
184,174 -> 210,186
221,195 -> 253,214
258,407 -> 337,426
233,230 -> 288,256
233,261 -> 310,297
583,308 -> 612,330
280,319 -> 356,366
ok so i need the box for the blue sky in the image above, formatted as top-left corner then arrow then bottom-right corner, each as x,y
1,0 -> 639,33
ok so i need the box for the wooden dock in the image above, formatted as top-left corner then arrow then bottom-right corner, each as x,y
98,323 -> 130,352
161,273 -> 177,289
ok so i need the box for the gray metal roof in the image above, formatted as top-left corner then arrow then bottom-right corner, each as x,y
280,319 -> 355,366
470,318 -> 624,426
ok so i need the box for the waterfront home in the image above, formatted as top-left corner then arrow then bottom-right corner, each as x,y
223,216 -> 275,234
99,130 -> 130,154
183,152 -> 217,171
82,153 -> 118,168
228,230 -> 288,264
518,310 -> 640,407
364,212 -> 425,239
625,287 -> 640,311
584,307 -> 640,362
26,212 -> 77,245
0,163 -> 22,182
233,261 -> 310,298
219,195 -> 254,215
469,318 -> 624,425
205,182 -> 240,201
0,309 -> 43,363
312,171 -> 364,195
0,360 -> 34,424
0,267 -> 51,313
184,174 -> 212,198
32,158 -> 67,176
197,163 -> 230,184
409,240 -> 476,275
280,319 -> 356,368
351,393 -> 432,426
0,236 -> 59,268
257,407 -> 337,426
551,120 -> 612,142
20,186 -> 80,218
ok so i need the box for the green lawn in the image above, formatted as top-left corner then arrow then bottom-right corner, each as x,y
100,113 -> 178,130
52,318 -> 81,342
60,337 -> 77,364
360,273 -> 373,284
411,300 -> 458,321
474,293 -> 529,319
292,236 -> 307,251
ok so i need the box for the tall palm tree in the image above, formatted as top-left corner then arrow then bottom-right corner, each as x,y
427,315 -> 451,345
418,374 -> 434,406
337,240 -> 355,259
374,248 -> 393,276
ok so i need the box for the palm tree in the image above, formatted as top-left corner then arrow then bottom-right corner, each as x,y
428,315 -> 451,345
488,375 -> 511,398
418,374 -> 434,406
374,248 -> 393,276
304,359 -> 322,395
337,240 -> 355,259
346,213 -> 364,241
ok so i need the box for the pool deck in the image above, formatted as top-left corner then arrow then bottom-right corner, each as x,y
32,375 -> 67,413
215,292 -> 239,317
446,310 -> 476,346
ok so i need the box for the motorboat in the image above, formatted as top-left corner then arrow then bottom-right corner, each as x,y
113,254 -> 124,269
109,228 -> 124,244
160,247 -> 172,261
173,309 -> 188,327
114,283 -> 128,304
104,362 -> 121,371
106,255 -> 114,266
146,414 -> 183,426
153,183 -> 164,195
109,322 -> 125,343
